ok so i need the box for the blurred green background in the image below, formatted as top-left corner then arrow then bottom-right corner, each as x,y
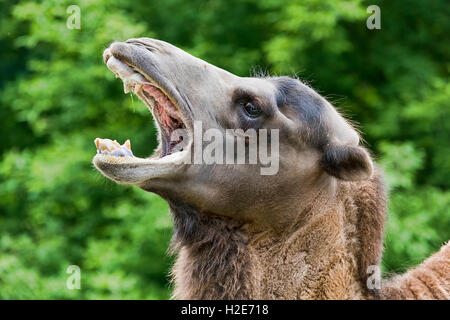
0,0 -> 449,299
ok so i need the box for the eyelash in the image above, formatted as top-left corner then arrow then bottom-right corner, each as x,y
237,101 -> 263,130
238,114 -> 257,131
242,102 -> 263,118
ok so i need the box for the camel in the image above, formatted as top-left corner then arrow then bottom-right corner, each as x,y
93,38 -> 450,300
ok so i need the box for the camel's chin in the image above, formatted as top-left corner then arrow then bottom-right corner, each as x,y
93,149 -> 190,185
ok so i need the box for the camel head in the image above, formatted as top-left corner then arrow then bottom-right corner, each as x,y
94,38 -> 373,229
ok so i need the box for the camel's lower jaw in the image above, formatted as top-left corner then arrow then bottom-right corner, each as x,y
93,135 -> 190,185
92,147 -> 190,185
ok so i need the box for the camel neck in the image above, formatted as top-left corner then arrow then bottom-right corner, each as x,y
169,202 -> 254,299
168,171 -> 386,299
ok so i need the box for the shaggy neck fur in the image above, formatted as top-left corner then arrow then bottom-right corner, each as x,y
169,170 -> 387,300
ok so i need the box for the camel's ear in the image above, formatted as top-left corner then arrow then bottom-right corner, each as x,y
320,144 -> 373,181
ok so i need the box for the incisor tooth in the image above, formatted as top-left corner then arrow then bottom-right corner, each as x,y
94,138 -> 134,157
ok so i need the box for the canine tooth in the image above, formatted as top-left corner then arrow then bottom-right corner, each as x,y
124,139 -> 131,150
124,82 -> 130,94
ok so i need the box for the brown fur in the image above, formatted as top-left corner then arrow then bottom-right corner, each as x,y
380,242 -> 450,299
169,168 -> 449,299
169,168 -> 388,299
168,167 -> 449,299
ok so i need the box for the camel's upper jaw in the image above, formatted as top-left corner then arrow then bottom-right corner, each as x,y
93,40 -> 193,184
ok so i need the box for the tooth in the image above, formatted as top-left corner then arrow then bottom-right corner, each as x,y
94,138 -> 134,157
134,84 -> 143,94
122,148 -> 134,157
124,139 -> 131,150
124,82 -> 130,94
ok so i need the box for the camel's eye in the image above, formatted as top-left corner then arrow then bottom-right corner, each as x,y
242,102 -> 262,118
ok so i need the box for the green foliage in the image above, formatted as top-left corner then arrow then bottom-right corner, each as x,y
378,142 -> 450,274
0,0 -> 448,298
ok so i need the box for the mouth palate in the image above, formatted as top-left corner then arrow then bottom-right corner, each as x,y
97,55 -> 187,159
140,84 -> 186,157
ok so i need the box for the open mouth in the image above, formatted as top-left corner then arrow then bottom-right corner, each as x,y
95,54 -> 190,162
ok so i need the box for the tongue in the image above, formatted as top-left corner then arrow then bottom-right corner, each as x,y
95,138 -> 134,157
